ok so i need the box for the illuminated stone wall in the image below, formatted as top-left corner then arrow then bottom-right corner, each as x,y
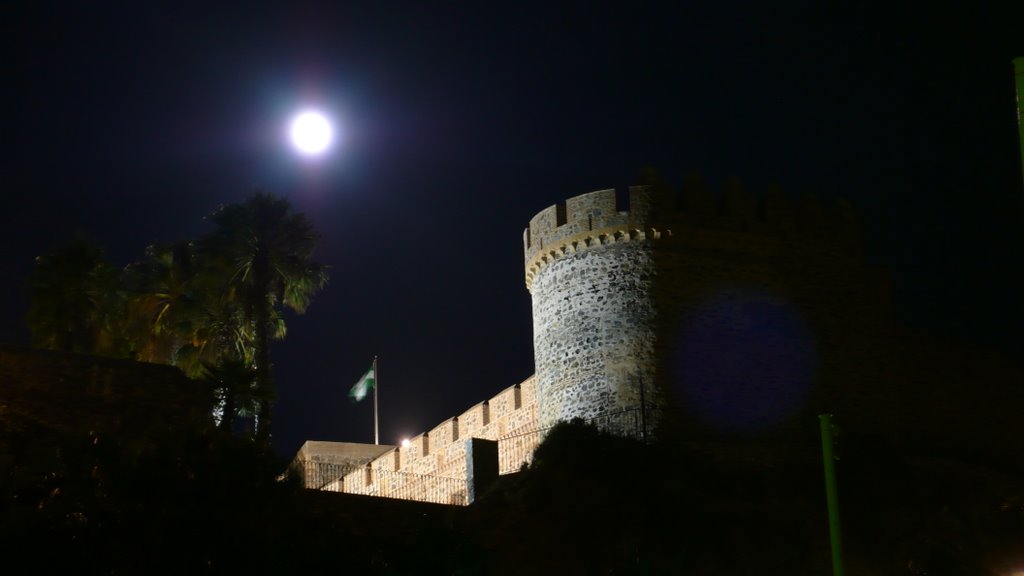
299,376 -> 539,505
524,188 -> 662,428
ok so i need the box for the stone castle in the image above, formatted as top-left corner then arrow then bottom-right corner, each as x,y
294,178 -> 1022,504
523,179 -> 883,434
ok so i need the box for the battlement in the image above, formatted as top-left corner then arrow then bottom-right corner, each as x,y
458,400 -> 491,440
523,183 -> 862,290
523,186 -> 663,263
523,187 -> 671,291
295,376 -> 540,505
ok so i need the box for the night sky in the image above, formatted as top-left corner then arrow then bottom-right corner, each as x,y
6,2 -> 1023,459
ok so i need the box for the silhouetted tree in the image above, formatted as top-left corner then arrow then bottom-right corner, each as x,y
124,240 -> 261,380
23,195 -> 327,446
122,241 -> 202,366
200,191 -> 329,448
27,238 -> 128,356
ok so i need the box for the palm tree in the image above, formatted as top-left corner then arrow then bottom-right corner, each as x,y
200,357 -> 258,433
176,295 -> 254,379
124,240 -> 260,381
123,240 -> 268,435
122,241 -> 202,366
201,191 -> 329,448
27,238 -> 129,357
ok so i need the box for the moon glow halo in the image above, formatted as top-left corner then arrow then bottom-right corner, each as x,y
289,111 -> 334,155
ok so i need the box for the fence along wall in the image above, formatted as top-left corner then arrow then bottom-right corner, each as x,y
299,376 -> 539,505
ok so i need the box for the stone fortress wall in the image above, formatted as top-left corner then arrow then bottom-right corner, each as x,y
294,177 -> 1023,505
295,179 -> 893,503
295,376 -> 540,504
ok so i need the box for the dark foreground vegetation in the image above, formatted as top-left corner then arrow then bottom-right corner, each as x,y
2,402 -> 1021,575
25,191 -> 329,448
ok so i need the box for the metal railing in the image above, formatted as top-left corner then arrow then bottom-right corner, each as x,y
498,427 -> 542,474
357,468 -> 469,506
589,407 -> 646,440
294,461 -> 357,490
293,461 -> 468,506
497,407 -> 648,474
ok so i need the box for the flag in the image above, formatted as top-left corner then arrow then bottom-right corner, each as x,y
349,366 -> 375,402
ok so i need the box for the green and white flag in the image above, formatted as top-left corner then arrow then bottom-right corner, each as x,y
349,366 -> 375,402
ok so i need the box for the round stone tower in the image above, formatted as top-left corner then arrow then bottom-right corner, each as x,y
523,186 -> 669,430
524,179 -> 895,440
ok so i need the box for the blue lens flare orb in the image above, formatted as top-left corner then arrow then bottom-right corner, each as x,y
671,288 -> 818,434
288,110 -> 334,155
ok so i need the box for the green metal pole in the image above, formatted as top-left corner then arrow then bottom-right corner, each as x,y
819,413 -> 844,576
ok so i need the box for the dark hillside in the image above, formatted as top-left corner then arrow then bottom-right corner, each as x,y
2,348 -> 1021,574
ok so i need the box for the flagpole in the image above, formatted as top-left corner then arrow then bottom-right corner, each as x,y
373,355 -> 379,445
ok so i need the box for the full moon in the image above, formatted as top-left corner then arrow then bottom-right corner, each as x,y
289,111 -> 333,155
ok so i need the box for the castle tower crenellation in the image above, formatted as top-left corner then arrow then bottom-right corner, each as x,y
524,181 -> 873,433
523,187 -> 672,291
760,183 -> 795,230
525,183 -> 862,292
